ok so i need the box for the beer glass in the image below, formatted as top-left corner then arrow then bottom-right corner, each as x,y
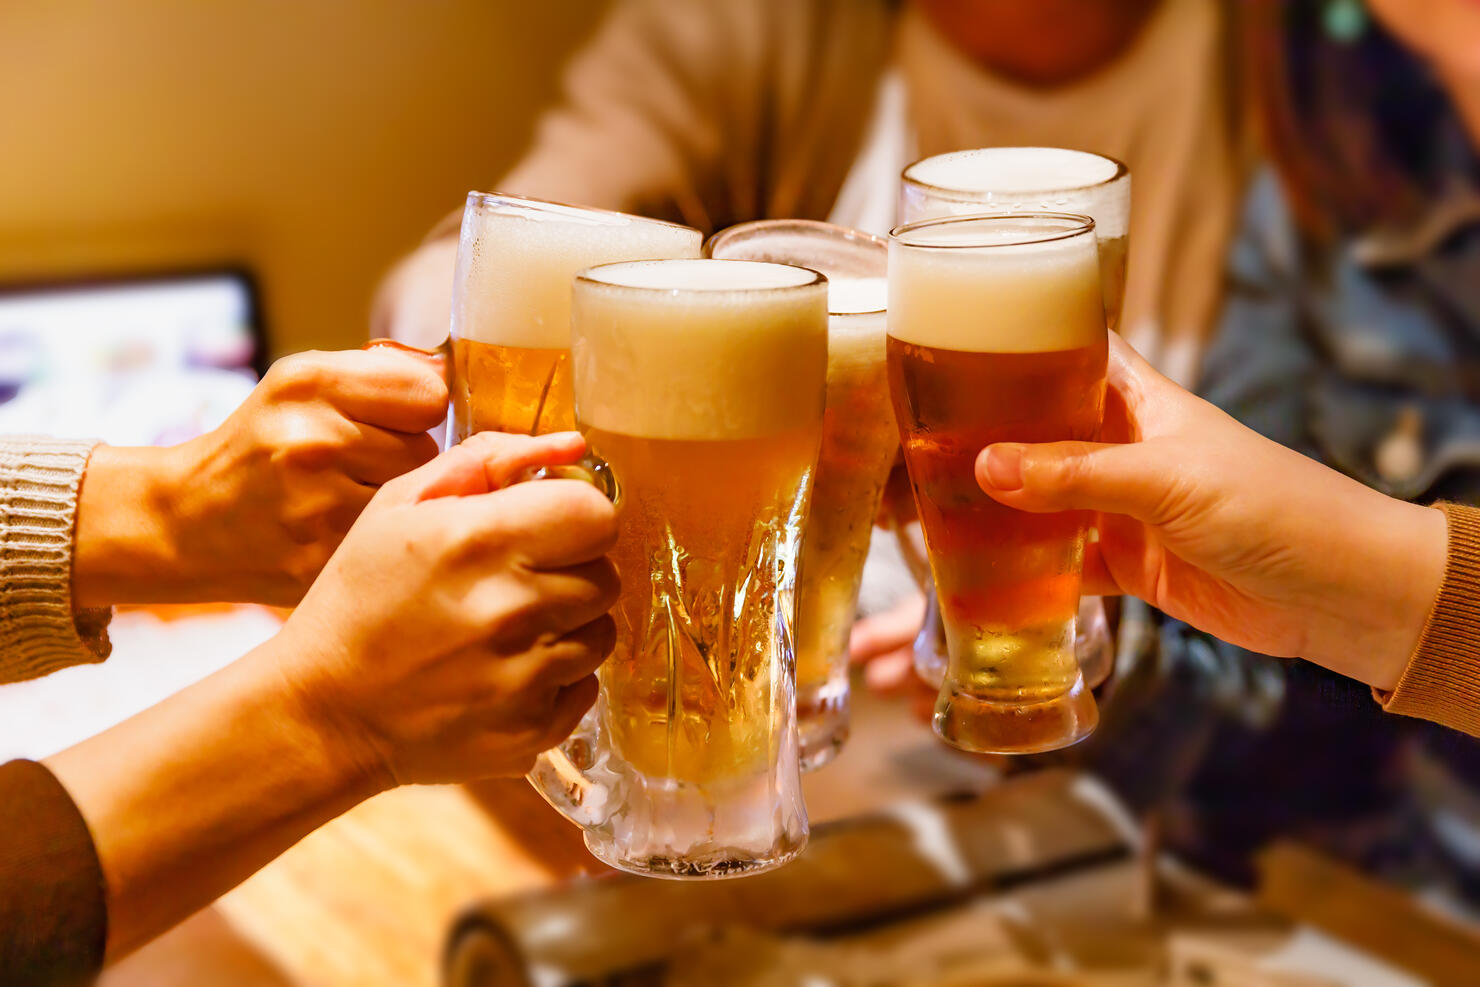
704,220 -> 894,771
371,191 -> 702,439
528,258 -> 828,878
897,148 -> 1130,693
888,214 -> 1107,754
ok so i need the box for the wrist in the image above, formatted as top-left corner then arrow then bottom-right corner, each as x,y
1358,500 -> 1447,693
256,626 -> 396,803
72,444 -> 189,608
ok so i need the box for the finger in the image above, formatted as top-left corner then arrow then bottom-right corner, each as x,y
849,593 -> 927,664
1079,543 -> 1124,597
328,349 -> 449,432
862,651 -> 914,694
375,431 -> 586,505
506,614 -> 617,689
286,473 -> 377,545
975,439 -> 1187,525
541,674 -> 600,748
516,559 -> 622,637
337,422 -> 440,486
473,479 -> 619,570
413,431 -> 588,502
274,349 -> 449,432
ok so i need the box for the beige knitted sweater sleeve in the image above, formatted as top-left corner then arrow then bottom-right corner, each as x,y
0,437 -> 111,684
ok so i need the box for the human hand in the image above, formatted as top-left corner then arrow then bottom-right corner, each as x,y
74,348 -> 447,607
1367,0 -> 1480,81
849,592 -> 938,723
274,429 -> 619,788
974,334 -> 1446,692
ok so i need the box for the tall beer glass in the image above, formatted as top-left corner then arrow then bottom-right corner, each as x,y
888,214 -> 1107,754
704,220 -> 894,771
448,192 -> 701,439
898,148 -> 1129,692
528,259 -> 828,878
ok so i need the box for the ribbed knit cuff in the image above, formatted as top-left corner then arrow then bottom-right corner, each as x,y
0,437 -> 112,685
1377,503 -> 1480,737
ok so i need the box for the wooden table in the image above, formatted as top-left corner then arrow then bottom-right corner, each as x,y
103,683 -> 997,987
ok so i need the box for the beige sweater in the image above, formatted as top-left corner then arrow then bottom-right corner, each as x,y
460,0 -> 1242,383
0,437 -> 111,684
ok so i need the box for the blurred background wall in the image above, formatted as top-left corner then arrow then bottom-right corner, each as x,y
0,0 -> 605,356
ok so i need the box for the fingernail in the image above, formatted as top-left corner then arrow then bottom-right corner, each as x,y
983,444 -> 1024,490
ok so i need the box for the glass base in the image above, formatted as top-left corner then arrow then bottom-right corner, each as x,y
582,832 -> 806,881
797,679 -> 850,772
916,593 -> 1116,692
933,672 -> 1098,755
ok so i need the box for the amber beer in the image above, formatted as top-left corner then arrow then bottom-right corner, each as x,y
888,215 -> 1107,754
448,193 -> 701,441
552,258 -> 826,877
704,220 -> 894,770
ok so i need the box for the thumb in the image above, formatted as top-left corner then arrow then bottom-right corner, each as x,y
976,440 -> 1178,524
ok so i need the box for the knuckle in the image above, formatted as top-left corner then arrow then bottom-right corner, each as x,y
265,351 -> 333,397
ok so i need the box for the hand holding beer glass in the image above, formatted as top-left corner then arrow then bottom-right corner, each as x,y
897,148 -> 1131,693
705,220 -> 895,771
888,214 -> 1108,754
527,258 -> 828,878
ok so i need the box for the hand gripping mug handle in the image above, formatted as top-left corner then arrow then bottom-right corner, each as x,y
517,455 -> 621,830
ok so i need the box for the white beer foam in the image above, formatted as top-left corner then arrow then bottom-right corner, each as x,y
901,147 -> 1129,239
827,279 -> 888,369
828,276 -> 887,315
889,225 -> 1105,353
452,194 -> 701,349
572,260 -> 828,440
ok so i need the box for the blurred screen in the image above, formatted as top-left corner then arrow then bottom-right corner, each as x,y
0,271 -> 263,445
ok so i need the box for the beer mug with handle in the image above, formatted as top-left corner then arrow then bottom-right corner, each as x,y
529,258 -> 829,878
367,191 -> 702,440
897,148 -> 1130,694
704,220 -> 894,772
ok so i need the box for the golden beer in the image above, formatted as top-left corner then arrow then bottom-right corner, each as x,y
449,192 -> 701,442
888,215 -> 1107,754
899,148 -> 1131,692
704,220 -> 894,770
554,258 -> 826,877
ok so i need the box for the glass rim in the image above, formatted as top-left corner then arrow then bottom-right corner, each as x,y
900,147 -> 1130,199
704,218 -> 889,256
575,257 -> 827,294
464,190 -> 700,235
706,219 -> 886,315
890,212 -> 1097,250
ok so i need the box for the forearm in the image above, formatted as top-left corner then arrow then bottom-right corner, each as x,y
45,638 -> 380,960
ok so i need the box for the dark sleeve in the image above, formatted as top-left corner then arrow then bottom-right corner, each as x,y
0,759 -> 106,986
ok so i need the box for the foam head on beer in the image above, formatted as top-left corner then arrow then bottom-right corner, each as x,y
900,147 -> 1129,240
889,215 -> 1105,353
453,193 -> 702,350
571,259 -> 828,440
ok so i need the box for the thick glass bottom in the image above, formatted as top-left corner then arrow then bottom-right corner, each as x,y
796,679 -> 850,772
933,672 -> 1098,755
583,831 -> 806,881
